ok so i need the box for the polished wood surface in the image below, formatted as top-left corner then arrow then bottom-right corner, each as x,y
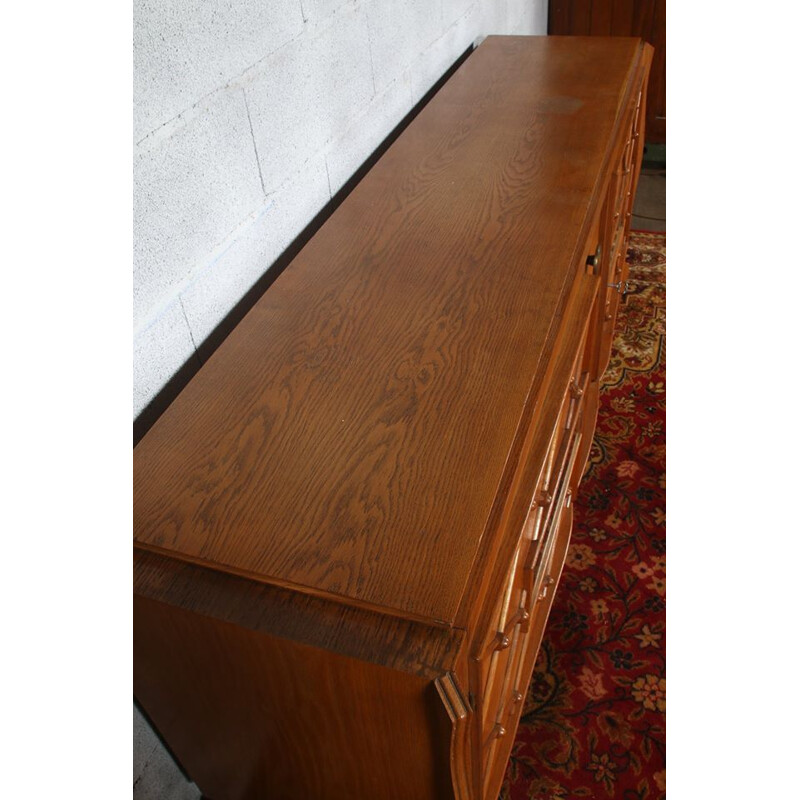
549,0 -> 665,142
135,36 -> 645,625
134,36 -> 653,800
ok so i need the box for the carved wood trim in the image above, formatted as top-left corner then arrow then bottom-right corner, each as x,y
435,672 -> 474,800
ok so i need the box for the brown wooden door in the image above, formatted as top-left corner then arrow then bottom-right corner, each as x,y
549,0 -> 665,143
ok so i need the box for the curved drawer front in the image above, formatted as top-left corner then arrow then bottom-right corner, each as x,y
479,341 -> 591,780
479,398 -> 586,793
598,73 -> 648,378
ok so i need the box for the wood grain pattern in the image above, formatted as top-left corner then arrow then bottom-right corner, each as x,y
134,36 -> 644,626
549,2 -> 665,143
452,39 -> 648,645
133,37 -> 655,800
134,549 -> 464,679
134,595 -> 457,800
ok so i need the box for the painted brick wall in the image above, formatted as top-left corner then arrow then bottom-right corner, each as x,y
133,1 -> 547,796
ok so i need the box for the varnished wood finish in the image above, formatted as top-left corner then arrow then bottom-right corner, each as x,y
135,595 -> 458,800
135,35 -> 645,625
549,0 -> 665,143
134,549 -> 464,679
134,36 -> 653,800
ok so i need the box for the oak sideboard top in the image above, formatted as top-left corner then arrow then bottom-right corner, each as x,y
134,36 -> 644,625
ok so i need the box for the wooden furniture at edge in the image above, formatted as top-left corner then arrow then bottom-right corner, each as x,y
548,0 -> 665,143
134,36 -> 653,800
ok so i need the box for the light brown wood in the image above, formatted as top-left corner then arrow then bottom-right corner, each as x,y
135,35 -> 647,626
134,36 -> 653,800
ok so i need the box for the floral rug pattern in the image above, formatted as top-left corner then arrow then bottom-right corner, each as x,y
501,232 -> 666,799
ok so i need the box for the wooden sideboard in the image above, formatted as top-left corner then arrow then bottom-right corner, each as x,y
134,36 -> 653,800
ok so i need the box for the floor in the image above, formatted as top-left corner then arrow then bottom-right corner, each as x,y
632,167 -> 666,232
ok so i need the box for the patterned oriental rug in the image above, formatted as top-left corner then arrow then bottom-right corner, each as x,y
501,231 -> 666,800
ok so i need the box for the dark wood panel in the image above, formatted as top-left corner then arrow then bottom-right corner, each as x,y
571,0 -> 593,34
133,37 -> 644,625
591,0 -> 613,35
611,0 -> 635,35
550,0 -> 571,34
647,0 -> 666,141
630,0 -> 656,38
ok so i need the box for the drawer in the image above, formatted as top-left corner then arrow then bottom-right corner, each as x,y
522,371 -> 586,615
475,279 -> 595,793
479,388 -> 585,793
612,134 -> 636,225
479,524 -> 533,788
478,364 -> 589,757
480,537 -> 528,738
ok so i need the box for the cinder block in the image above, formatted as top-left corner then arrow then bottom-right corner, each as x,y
134,89 -> 264,332
508,0 -> 547,34
410,5 -> 480,104
527,0 -> 549,34
133,0 -> 304,142
442,0 -> 475,29
478,0 -> 513,34
181,156 -> 331,348
366,0 -> 445,92
300,0 -> 355,24
244,6 -> 374,195
133,736 -> 201,800
533,0 -> 548,32
325,74 -> 414,195
133,297 -> 197,418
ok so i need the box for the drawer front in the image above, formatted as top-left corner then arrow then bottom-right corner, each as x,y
479,387 -> 586,794
611,110 -> 638,257
478,356 -> 590,775
596,82 -> 647,377
474,246 -> 600,796
523,377 -> 584,613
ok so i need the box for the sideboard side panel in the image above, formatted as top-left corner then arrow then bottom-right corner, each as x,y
134,596 -> 456,800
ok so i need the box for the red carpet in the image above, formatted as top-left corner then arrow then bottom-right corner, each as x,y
502,231 -> 666,799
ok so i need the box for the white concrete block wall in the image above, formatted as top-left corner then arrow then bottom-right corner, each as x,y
365,0 -> 445,92
244,5 -> 375,192
181,154 -> 332,345
411,3 -> 481,103
133,0 -> 547,795
133,89 -> 264,334
325,73 -> 414,194
133,0 -> 304,142
133,299 -> 198,419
